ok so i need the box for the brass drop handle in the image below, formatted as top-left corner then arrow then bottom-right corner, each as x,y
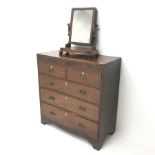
49,65 -> 54,72
79,89 -> 86,95
50,111 -> 55,115
49,96 -> 55,100
80,71 -> 87,80
79,106 -> 86,111
78,123 -> 85,128
49,82 -> 55,86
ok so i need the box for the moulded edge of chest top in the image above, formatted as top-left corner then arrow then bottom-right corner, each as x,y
37,54 -> 104,70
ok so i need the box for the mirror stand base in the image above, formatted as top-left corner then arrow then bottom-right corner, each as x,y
59,48 -> 98,58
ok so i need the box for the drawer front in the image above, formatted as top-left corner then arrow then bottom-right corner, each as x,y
38,62 -> 65,79
67,66 -> 101,88
39,75 -> 100,105
64,81 -> 100,105
40,89 -> 99,122
41,103 -> 98,139
39,74 -> 65,91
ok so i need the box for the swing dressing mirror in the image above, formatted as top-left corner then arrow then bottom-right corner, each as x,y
59,7 -> 98,57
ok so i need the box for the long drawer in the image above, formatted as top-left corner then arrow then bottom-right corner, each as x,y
40,88 -> 99,122
39,75 -> 100,105
41,103 -> 98,139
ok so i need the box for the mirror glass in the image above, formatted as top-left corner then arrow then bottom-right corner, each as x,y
71,9 -> 93,44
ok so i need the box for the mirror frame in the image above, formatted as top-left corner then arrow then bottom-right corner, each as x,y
69,7 -> 97,46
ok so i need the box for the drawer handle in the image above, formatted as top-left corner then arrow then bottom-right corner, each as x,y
80,72 -> 87,80
49,96 -> 55,100
79,89 -> 86,95
49,65 -> 54,72
49,82 -> 55,86
50,111 -> 55,115
79,106 -> 86,111
78,123 -> 85,128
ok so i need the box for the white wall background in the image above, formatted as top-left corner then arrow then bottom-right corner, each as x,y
0,0 -> 155,154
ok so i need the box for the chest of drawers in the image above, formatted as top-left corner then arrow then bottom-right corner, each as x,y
37,51 -> 121,150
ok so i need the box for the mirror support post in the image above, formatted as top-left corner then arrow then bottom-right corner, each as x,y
92,24 -> 98,50
65,23 -> 71,49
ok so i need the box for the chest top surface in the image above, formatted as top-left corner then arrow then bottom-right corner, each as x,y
37,51 -> 120,66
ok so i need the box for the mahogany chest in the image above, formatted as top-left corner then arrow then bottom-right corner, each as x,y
37,51 -> 121,150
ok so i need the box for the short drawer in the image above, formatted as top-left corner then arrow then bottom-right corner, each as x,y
41,103 -> 98,139
39,75 -> 100,105
67,66 -> 101,88
38,62 -> 65,79
40,89 -> 99,122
